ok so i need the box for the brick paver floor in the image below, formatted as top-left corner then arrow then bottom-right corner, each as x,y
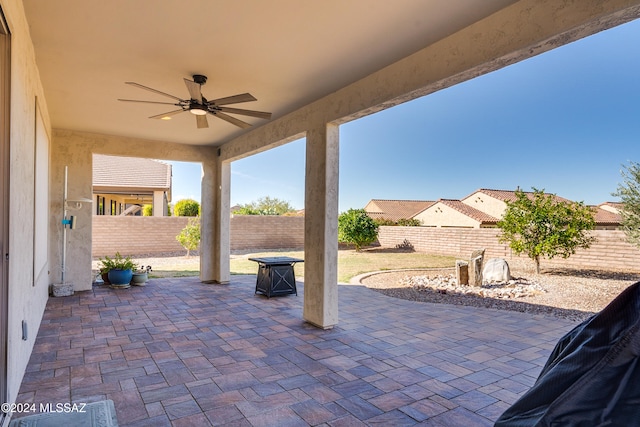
14,276 -> 577,426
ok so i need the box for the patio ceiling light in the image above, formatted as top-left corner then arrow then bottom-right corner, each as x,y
189,105 -> 207,116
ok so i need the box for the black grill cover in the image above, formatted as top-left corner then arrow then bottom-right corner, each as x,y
494,281 -> 640,427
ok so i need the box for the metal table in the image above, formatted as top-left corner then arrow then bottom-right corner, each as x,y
248,256 -> 303,298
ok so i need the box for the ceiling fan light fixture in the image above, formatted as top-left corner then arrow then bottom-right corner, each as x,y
160,116 -> 172,120
190,105 -> 207,116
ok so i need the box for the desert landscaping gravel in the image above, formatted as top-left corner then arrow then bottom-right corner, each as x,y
360,258 -> 640,322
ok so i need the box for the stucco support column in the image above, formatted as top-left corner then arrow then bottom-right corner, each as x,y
152,190 -> 164,216
200,156 -> 230,284
304,123 -> 339,329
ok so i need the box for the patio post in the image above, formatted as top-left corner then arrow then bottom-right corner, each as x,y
200,155 -> 230,284
303,123 -> 339,328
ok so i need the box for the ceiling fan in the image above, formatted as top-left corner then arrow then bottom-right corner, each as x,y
118,74 -> 272,129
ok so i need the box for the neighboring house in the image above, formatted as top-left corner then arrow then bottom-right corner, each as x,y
414,199 -> 499,228
364,199 -> 434,222
460,188 -> 572,219
599,201 -> 624,214
93,154 -> 172,216
369,189 -> 622,229
591,205 -> 623,230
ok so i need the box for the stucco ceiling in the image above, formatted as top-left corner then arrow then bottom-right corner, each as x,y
23,0 -> 518,146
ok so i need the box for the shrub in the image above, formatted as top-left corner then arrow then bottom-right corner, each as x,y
176,217 -> 201,257
142,204 -> 153,216
174,199 -> 200,216
373,217 -> 421,226
338,209 -> 379,251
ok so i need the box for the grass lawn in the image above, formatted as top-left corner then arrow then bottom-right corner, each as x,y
151,248 -> 455,283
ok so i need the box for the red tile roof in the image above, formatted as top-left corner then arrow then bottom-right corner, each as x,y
438,199 -> 499,224
591,206 -> 622,225
468,188 -> 572,204
365,199 -> 435,222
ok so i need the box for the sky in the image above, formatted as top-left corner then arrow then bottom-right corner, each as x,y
169,18 -> 640,213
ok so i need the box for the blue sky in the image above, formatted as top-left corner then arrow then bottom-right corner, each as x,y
170,18 -> 640,212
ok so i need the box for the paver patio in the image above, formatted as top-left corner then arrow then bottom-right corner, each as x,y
13,276 -> 578,426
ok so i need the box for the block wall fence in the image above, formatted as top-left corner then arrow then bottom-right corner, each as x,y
92,217 -> 640,271
92,215 -> 305,257
377,227 -> 640,271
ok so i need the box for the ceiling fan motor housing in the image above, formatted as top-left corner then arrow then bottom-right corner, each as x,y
193,74 -> 207,85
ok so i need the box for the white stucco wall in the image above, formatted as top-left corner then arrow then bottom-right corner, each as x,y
462,192 -> 507,220
414,203 -> 480,228
1,0 -> 53,411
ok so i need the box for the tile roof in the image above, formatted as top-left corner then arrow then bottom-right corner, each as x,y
364,199 -> 435,222
437,199 -> 500,224
599,201 -> 624,213
591,206 -> 622,225
93,154 -> 171,189
469,188 -> 571,204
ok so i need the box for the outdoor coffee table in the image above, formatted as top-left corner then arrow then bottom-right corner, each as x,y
248,256 -> 303,298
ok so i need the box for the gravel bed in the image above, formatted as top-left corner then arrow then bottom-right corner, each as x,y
360,259 -> 640,322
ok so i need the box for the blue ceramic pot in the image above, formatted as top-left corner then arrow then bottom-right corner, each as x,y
107,269 -> 133,288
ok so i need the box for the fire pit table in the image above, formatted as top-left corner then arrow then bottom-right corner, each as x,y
248,256 -> 303,298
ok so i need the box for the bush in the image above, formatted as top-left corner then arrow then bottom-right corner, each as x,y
142,204 -> 153,216
373,217 -> 421,226
338,209 -> 379,251
176,217 -> 200,257
174,199 -> 200,216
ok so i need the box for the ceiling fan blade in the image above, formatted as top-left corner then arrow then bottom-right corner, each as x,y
196,114 -> 208,129
209,93 -> 257,106
211,111 -> 252,129
118,99 -> 180,106
125,82 -> 185,102
218,106 -> 272,120
149,109 -> 186,119
183,78 -> 203,103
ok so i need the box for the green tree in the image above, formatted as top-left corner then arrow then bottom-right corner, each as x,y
497,188 -> 596,273
176,217 -> 201,257
338,209 -> 379,251
233,196 -> 295,215
142,204 -> 153,216
174,198 -> 200,216
612,161 -> 640,247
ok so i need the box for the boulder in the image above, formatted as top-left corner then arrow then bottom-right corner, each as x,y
482,258 -> 511,284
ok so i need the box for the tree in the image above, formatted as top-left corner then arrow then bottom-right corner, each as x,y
233,196 -> 295,215
612,161 -> 640,247
174,198 -> 200,216
176,217 -> 200,257
142,204 -> 153,216
497,188 -> 596,273
338,209 -> 379,251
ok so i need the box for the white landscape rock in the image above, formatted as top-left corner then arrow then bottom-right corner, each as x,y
482,258 -> 512,284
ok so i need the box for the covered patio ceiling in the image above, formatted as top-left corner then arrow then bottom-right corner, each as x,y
23,0 -> 520,146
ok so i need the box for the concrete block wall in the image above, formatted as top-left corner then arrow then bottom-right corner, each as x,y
378,226 -> 640,271
92,216 -> 191,257
92,215 -> 305,257
230,215 -> 304,251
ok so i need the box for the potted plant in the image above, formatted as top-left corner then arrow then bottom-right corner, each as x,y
131,265 -> 152,286
98,252 -> 137,289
